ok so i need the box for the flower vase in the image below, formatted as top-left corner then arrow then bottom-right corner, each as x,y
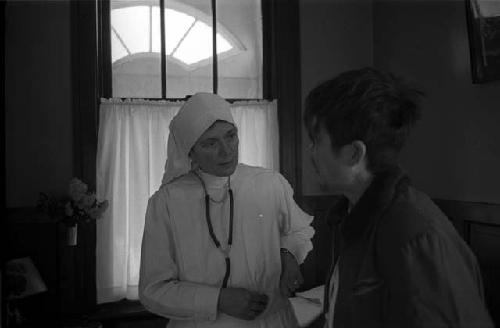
67,223 -> 78,246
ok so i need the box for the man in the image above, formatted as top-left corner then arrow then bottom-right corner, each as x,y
139,92 -> 314,327
304,68 -> 494,328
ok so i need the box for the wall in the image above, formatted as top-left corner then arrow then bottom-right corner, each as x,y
5,0 -> 73,207
300,0 -> 374,195
7,0 -> 498,205
374,0 -> 500,204
300,0 -> 500,204
5,0 -> 373,203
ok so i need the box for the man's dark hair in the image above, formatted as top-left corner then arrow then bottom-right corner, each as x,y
304,67 -> 424,173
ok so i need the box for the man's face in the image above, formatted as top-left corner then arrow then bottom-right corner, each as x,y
308,125 -> 353,194
190,121 -> 239,177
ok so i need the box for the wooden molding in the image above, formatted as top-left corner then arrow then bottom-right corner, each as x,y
71,0 -> 99,191
264,0 -> 303,194
433,199 -> 500,225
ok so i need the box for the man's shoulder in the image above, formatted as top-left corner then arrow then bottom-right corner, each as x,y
377,187 -> 451,251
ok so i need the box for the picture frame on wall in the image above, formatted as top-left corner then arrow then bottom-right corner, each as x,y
465,0 -> 500,83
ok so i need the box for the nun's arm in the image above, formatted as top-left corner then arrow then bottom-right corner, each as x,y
276,173 -> 315,265
139,192 -> 220,321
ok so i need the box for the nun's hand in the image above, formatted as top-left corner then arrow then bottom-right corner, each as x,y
218,287 -> 269,320
279,248 -> 303,297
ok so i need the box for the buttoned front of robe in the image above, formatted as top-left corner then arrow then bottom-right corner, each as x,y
139,164 -> 314,327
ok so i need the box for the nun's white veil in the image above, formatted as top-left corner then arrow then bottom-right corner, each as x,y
161,92 -> 235,185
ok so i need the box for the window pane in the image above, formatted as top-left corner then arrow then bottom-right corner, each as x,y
112,6 -> 149,54
111,0 -> 162,98
111,31 -> 128,63
163,8 -> 196,55
173,21 -> 214,65
216,0 -> 262,98
165,0 -> 213,98
108,0 -> 261,99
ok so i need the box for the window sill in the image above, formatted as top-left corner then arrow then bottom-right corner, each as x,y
88,299 -> 161,322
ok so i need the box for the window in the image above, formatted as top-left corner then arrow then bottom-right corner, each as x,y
71,0 -> 302,310
94,0 -> 276,303
111,5 -> 242,67
106,0 -> 263,99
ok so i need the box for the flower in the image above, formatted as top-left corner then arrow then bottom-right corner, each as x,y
81,193 -> 96,209
37,178 -> 109,225
68,178 -> 88,202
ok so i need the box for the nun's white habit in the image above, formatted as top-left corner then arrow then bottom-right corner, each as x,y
139,93 -> 314,328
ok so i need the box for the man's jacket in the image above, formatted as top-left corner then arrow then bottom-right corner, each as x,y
321,167 -> 494,328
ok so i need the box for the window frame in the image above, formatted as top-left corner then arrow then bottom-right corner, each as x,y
108,2 -> 247,81
71,0 -> 303,311
102,0 -> 263,99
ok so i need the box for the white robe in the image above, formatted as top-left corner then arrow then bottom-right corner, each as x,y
139,164 -> 315,327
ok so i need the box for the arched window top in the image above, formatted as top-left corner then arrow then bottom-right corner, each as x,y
111,1 -> 244,69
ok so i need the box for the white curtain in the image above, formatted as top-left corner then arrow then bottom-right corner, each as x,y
96,98 -> 279,303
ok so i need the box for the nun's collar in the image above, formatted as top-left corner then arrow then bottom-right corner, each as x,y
196,168 -> 233,189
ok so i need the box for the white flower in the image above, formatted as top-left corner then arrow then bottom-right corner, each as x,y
68,178 -> 88,202
88,200 -> 109,219
81,193 -> 96,209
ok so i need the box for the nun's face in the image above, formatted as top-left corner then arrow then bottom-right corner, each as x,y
190,121 -> 239,177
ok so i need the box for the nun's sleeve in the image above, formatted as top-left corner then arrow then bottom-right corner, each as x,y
139,190 -> 220,321
276,173 -> 315,264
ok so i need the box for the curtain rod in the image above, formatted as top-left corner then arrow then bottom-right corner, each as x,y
102,97 -> 272,103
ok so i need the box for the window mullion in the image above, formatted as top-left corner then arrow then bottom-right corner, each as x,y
112,27 -> 131,55
99,0 -> 112,98
149,5 -> 152,52
211,0 -> 218,94
160,0 -> 167,98
171,20 -> 196,56
262,0 -> 275,100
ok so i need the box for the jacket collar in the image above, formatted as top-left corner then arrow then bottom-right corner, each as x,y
330,166 -> 409,246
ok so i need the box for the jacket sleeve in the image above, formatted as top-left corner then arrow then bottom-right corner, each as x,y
276,173 -> 315,264
138,190 -> 220,321
380,229 -> 494,328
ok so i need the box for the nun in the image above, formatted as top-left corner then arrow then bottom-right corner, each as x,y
139,92 -> 314,327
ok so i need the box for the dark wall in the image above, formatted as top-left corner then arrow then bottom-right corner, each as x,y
374,0 -> 500,204
300,0 -> 500,204
300,0 -> 374,195
5,0 -> 73,208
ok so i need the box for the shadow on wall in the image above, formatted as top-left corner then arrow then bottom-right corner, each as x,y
374,0 -> 500,204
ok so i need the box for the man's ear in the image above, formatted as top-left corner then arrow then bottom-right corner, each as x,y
347,140 -> 367,166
